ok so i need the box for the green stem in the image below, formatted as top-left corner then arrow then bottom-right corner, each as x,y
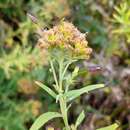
63,60 -> 77,93
62,62 -> 70,79
65,84 -> 69,93
50,59 -> 71,130
50,60 -> 59,92
59,96 -> 70,130
59,59 -> 64,93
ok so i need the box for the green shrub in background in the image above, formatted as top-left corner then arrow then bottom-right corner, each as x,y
112,0 -> 130,42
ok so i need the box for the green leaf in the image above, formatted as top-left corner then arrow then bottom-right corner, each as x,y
35,81 -> 57,98
30,112 -> 62,130
72,66 -> 79,78
65,84 -> 104,102
113,14 -> 123,24
96,123 -> 119,130
75,110 -> 85,128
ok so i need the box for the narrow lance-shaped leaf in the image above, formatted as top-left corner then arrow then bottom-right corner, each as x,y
30,112 -> 62,130
35,81 -> 57,99
75,110 -> 85,129
65,84 -> 104,102
96,123 -> 119,130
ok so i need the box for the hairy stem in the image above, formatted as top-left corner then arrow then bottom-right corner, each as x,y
59,96 -> 70,130
59,59 -> 64,93
50,60 -> 59,92
50,59 -> 71,130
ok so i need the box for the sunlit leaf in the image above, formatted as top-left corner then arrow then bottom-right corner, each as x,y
96,123 -> 119,130
75,110 -> 85,128
35,81 -> 57,98
65,84 -> 104,102
30,112 -> 62,130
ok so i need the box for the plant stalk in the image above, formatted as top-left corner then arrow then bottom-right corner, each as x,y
59,96 -> 70,130
50,60 -> 59,92
50,59 -> 70,130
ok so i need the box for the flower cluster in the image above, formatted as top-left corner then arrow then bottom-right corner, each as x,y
37,21 -> 92,60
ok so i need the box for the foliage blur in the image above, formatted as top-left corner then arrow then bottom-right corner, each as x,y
0,0 -> 130,130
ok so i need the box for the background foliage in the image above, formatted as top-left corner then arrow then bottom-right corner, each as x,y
0,0 -> 130,130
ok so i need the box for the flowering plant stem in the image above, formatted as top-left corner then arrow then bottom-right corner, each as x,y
50,58 -> 71,130
29,21 -> 118,130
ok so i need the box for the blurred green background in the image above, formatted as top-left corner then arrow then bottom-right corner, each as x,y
0,0 -> 130,130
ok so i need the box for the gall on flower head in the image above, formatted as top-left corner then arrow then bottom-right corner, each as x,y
37,21 -> 92,61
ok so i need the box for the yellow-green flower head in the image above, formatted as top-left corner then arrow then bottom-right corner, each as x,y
37,21 -> 92,60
